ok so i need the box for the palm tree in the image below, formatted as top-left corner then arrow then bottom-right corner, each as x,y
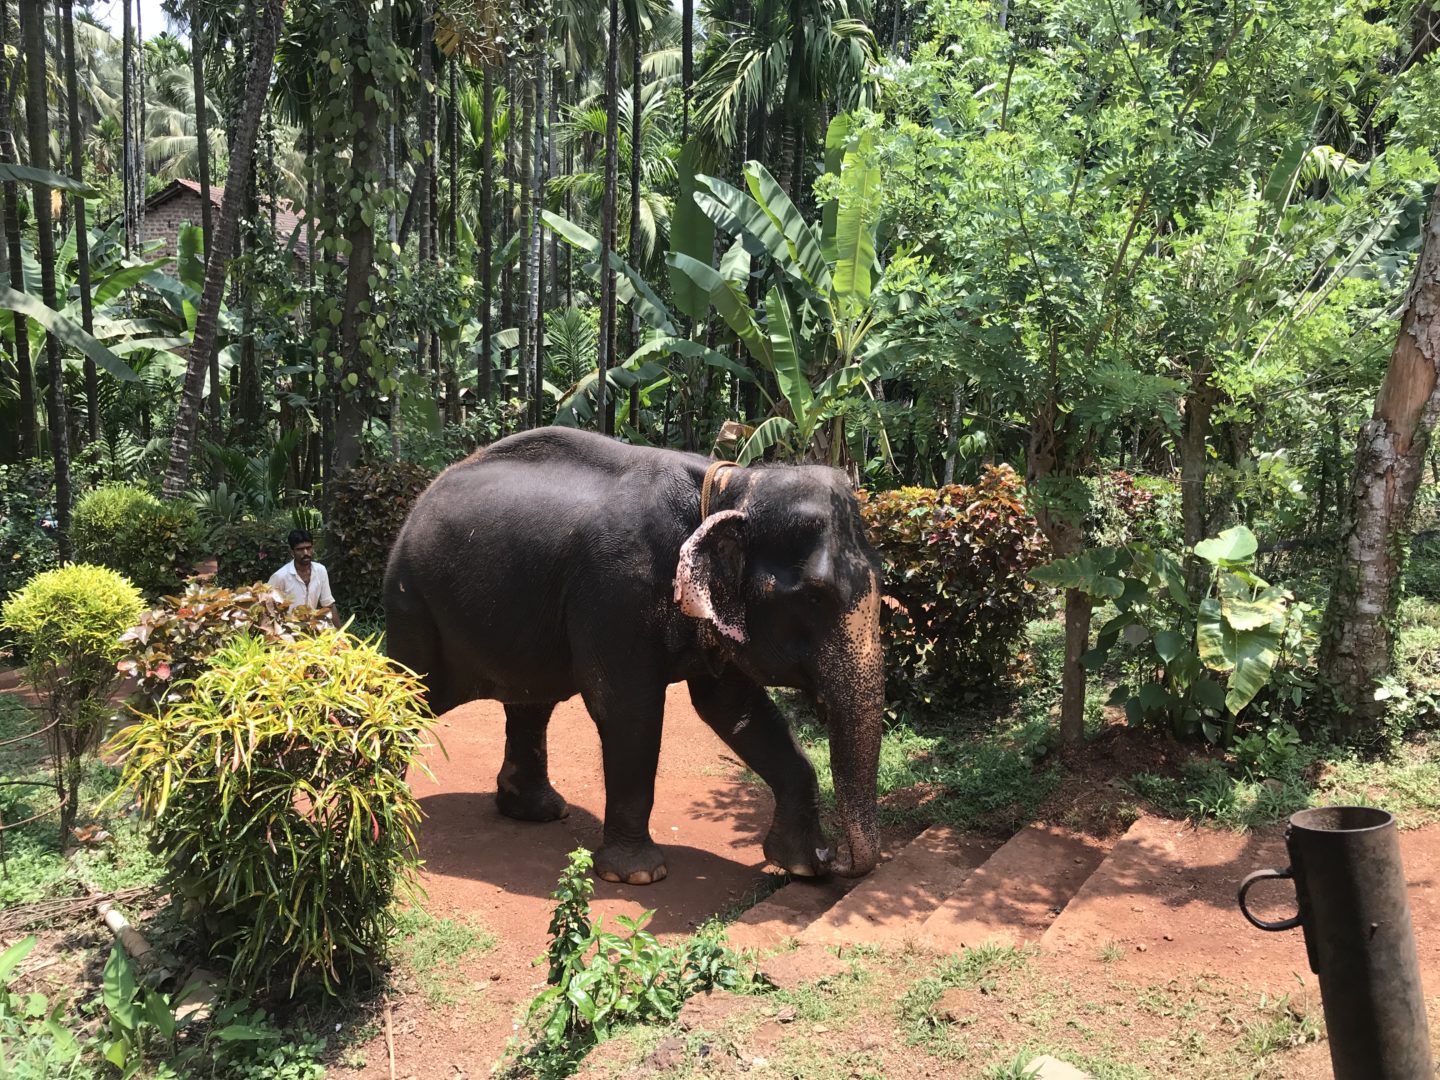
61,0 -> 97,441
597,0 -> 620,434
691,0 -> 875,190
480,63 -> 494,403
552,86 -> 676,267
189,0 -> 217,427
22,0 -> 71,557
0,0 -> 33,458
162,0 -> 286,499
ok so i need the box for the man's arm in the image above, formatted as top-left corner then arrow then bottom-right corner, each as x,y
317,565 -> 338,625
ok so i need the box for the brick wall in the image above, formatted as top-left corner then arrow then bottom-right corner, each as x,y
141,191 -> 205,275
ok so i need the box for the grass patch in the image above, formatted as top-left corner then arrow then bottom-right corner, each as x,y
0,696 -> 163,906
390,907 -> 498,1007
1239,993 -> 1323,1057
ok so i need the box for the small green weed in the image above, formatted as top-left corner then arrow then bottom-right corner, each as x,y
1098,941 -> 1122,964
390,908 -> 497,1007
502,848 -> 755,1079
899,944 -> 1031,1059
1241,993 -> 1322,1057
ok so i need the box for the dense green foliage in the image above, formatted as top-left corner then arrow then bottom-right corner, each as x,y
110,631 -> 436,995
0,465 -> 56,615
859,468 -> 1048,711
70,483 -> 196,596
324,460 -> 434,618
117,583 -> 332,709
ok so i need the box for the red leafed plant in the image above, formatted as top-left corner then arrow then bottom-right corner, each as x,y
858,466 -> 1049,712
117,583 -> 331,710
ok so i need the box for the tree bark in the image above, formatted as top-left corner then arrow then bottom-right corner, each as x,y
1180,361 -> 1215,595
162,0 -> 285,498
1320,182 -> 1440,731
516,56 -> 532,412
0,0 -> 33,459
189,0 -> 219,429
682,0 -> 693,140
627,14 -> 642,426
333,20 -> 383,474
530,42 -> 545,429
22,0 -> 70,558
59,0 -> 97,442
597,0 -> 620,434
479,64 -> 494,405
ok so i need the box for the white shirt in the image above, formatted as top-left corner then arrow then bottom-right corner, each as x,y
267,560 -> 335,611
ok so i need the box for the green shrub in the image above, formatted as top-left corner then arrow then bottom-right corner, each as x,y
1404,531 -> 1440,601
109,631 -> 436,995
197,514 -> 295,589
0,463 -> 57,616
2,564 -> 143,837
71,483 -> 197,596
858,467 -> 1048,711
326,461 -> 433,619
117,583 -> 332,711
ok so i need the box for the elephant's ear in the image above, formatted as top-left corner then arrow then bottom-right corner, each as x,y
674,509 -> 747,644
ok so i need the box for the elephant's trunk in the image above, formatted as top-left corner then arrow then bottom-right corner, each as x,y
821,573 -> 884,878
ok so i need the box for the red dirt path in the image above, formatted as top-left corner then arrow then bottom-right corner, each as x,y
357,684 -> 868,1079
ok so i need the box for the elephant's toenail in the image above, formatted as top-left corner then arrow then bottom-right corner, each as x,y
628,871 -> 653,885
599,870 -> 622,883
787,862 -> 817,876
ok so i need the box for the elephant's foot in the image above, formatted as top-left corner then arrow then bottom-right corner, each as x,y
595,841 -> 668,886
495,779 -> 569,822
763,816 -> 832,877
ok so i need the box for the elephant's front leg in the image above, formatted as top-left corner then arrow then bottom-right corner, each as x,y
688,670 -> 829,877
582,678 -> 670,886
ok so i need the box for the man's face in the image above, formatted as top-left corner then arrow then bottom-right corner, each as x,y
292,542 -> 314,567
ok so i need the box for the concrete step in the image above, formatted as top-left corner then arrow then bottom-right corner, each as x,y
798,825 -> 997,947
919,824 -> 1113,952
724,875 -> 855,952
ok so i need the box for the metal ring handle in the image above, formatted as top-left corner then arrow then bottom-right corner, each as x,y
1238,867 -> 1302,931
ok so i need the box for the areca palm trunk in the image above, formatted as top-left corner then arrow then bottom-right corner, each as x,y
517,58 -> 532,410
60,0 -> 96,442
479,64 -> 494,405
0,0 -> 33,459
188,1 -> 218,428
627,15 -> 642,427
22,0 -> 70,559
529,41 -> 545,430
597,0 -> 621,435
162,0 -> 286,499
682,0 -> 693,139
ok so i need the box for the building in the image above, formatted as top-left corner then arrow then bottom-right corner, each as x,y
141,178 -> 310,271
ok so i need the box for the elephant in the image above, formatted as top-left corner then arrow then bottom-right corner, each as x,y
382,427 -> 884,886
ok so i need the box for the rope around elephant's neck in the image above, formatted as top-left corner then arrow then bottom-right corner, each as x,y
700,459 -> 739,520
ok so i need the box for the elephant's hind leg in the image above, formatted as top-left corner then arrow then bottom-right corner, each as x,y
496,703 -> 569,822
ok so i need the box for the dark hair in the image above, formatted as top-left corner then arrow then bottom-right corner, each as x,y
287,529 -> 313,549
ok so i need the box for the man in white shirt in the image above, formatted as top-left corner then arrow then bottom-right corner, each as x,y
267,529 -> 337,623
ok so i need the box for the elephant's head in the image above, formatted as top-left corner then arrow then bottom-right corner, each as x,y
674,463 -> 884,877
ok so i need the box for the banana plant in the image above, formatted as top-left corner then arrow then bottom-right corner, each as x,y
665,116 -> 893,466
540,209 -> 752,428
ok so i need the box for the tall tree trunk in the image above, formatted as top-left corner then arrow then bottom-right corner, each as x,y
547,65 -> 558,310
417,2 -> 434,382
517,57 -> 532,411
627,17 -> 642,427
1028,405 -> 1087,746
479,64 -> 494,405
597,0 -> 620,435
188,0 -> 219,430
447,56 -> 458,261
333,23 -> 383,474
530,43 -> 545,430
1180,360 -> 1215,595
682,0 -> 693,140
60,0 -> 96,442
162,0 -> 285,498
22,0 -> 70,559
1320,183 -> 1440,732
121,0 -> 134,253
0,0 -> 32,459
501,66 -> 515,397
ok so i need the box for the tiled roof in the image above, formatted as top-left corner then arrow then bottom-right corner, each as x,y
148,177 -> 311,260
